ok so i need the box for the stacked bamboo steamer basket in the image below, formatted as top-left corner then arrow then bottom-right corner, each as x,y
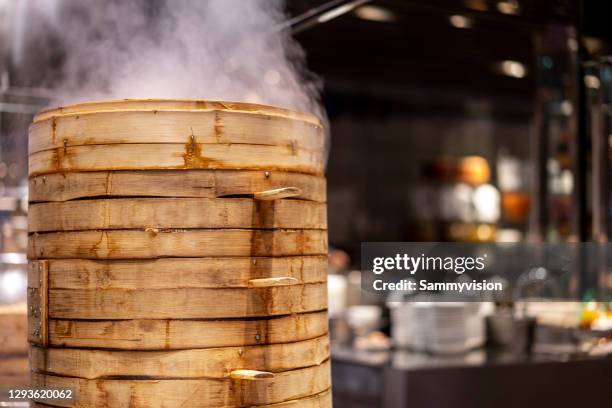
27,99 -> 331,407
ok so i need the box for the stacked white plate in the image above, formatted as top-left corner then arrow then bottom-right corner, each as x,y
425,302 -> 486,354
389,300 -> 489,354
390,301 -> 430,351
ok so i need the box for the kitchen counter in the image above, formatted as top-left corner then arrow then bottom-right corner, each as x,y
331,345 -> 612,408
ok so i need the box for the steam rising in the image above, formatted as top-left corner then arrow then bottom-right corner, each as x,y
28,0 -> 324,121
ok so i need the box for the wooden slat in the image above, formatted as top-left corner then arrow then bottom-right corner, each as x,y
30,388 -> 332,408
28,143 -> 323,177
28,229 -> 328,260
46,311 -> 328,350
28,170 -> 326,203
46,283 -> 327,319
28,198 -> 327,232
31,360 -> 331,407
33,99 -> 322,126
29,110 -> 323,154
28,256 -> 326,290
30,336 -> 329,379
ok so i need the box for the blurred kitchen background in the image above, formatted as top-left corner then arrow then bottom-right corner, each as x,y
0,0 -> 611,407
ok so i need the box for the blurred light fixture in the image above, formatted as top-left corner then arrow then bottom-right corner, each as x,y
496,229 -> 522,243
0,269 -> 27,303
449,14 -> 473,29
560,100 -> 573,115
464,0 -> 488,11
560,169 -> 574,193
474,184 -> 501,223
354,5 -> 396,22
497,0 -> 520,15
476,224 -> 495,241
498,60 -> 526,78
0,252 -> 26,264
458,156 -> 491,185
584,74 -> 600,89
584,37 -> 604,54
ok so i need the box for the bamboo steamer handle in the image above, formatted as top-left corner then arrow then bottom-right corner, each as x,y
230,369 -> 275,380
248,277 -> 300,287
253,187 -> 301,200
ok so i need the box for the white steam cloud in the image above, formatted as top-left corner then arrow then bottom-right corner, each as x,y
26,0 -> 325,121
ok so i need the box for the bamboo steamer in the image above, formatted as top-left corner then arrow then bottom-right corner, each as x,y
31,366 -> 331,407
28,100 -> 324,177
28,229 -> 328,259
31,283 -> 327,320
27,100 -> 331,407
30,335 -> 329,379
29,170 -> 326,203
45,311 -> 328,350
28,257 -> 327,289
28,198 -> 327,231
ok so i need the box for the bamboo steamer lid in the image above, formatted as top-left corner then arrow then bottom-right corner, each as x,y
31,361 -> 331,407
32,99 -> 321,124
28,99 -> 325,176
